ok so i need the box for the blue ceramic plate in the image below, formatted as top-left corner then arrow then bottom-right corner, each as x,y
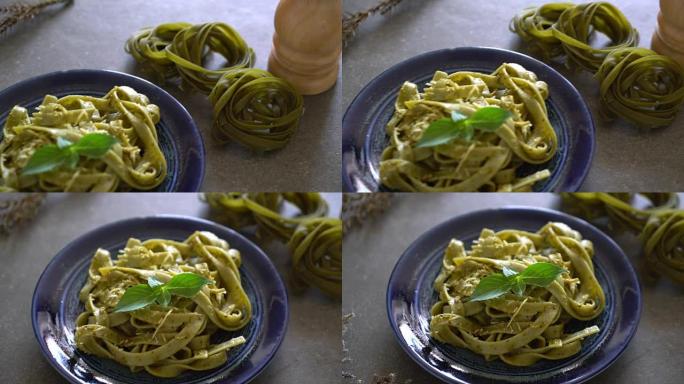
342,47 -> 595,192
32,215 -> 288,384
386,207 -> 640,384
0,70 -> 204,191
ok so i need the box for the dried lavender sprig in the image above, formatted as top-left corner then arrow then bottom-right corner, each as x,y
342,193 -> 392,232
0,193 -> 46,235
343,0 -> 404,45
0,0 -> 72,37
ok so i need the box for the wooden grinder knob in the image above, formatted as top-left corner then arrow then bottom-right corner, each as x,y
652,0 -> 684,67
268,0 -> 342,95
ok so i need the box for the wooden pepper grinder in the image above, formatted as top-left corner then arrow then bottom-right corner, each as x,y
652,0 -> 684,68
268,0 -> 342,95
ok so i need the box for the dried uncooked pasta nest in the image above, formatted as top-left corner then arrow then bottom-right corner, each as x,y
561,192 -> 684,285
126,22 -> 304,152
0,86 -> 167,191
511,1 -> 684,129
209,68 -> 304,151
75,231 -> 251,378
203,192 -> 341,298
596,48 -> 684,128
126,22 -> 255,93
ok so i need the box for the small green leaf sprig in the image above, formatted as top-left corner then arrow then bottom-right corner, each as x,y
21,133 -> 117,176
468,262 -> 566,302
415,106 -> 512,148
114,272 -> 213,313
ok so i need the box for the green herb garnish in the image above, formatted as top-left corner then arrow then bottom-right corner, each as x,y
468,262 -> 566,302
21,133 -> 118,176
113,272 -> 214,313
415,107 -> 512,148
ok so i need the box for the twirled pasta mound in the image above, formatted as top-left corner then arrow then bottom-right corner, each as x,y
75,231 -> 251,378
430,222 -> 605,366
203,192 -> 342,298
562,192 -> 684,285
125,22 -> 193,82
126,22 -> 255,94
209,68 -> 304,151
380,63 -> 557,192
511,2 -> 684,129
596,48 -> 684,128
0,86 -> 167,191
641,211 -> 684,284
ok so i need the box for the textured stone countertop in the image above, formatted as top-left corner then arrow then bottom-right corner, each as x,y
0,193 -> 341,384
342,0 -> 684,191
0,0 -> 341,191
342,193 -> 684,384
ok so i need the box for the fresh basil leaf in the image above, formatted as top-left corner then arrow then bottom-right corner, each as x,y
465,107 -> 512,131
415,119 -> 459,148
157,288 -> 172,307
66,149 -> 79,169
21,145 -> 69,176
518,262 -> 566,287
163,273 -> 213,298
113,284 -> 159,312
468,274 -> 513,302
460,124 -> 475,141
72,133 -> 117,158
56,136 -> 73,149
511,277 -> 526,296
148,276 -> 164,288
502,266 -> 518,277
451,111 -> 467,122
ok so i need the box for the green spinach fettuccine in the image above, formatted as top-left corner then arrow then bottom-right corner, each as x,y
380,63 -> 557,192
431,223 -> 605,366
0,86 -> 167,191
203,192 -> 341,298
511,1 -> 684,128
75,231 -> 251,377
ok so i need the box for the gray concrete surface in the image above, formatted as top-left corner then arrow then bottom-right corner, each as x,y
342,193 -> 684,384
0,0 -> 341,191
343,0 -> 684,191
0,193 -> 341,384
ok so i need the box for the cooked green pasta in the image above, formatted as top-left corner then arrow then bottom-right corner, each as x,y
596,48 -> 684,128
511,2 -> 684,129
126,22 -> 255,94
430,223 -> 605,366
561,192 -> 684,285
203,193 -> 341,298
209,68 -> 304,151
75,231 -> 251,378
380,63 -> 557,192
0,86 -> 167,191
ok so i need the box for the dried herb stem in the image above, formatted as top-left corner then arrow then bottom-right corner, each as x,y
343,0 -> 404,45
0,0 -> 72,37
